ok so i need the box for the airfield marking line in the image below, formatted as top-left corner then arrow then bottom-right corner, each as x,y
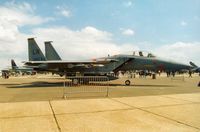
109,97 -> 200,130
49,101 -> 61,132
161,95 -> 200,103
138,102 -> 200,109
0,114 -> 52,120
50,108 -> 134,116
140,108 -> 200,130
108,97 -> 138,109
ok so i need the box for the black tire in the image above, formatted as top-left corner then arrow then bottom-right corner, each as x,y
125,80 -> 131,86
72,79 -> 79,85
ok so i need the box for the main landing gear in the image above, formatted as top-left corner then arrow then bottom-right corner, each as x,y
72,78 -> 90,85
125,80 -> 131,86
72,78 -> 79,85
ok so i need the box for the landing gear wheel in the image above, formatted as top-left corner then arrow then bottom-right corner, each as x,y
83,79 -> 89,84
72,79 -> 79,85
125,80 -> 131,86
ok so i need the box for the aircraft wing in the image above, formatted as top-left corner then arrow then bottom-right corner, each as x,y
24,59 -> 118,68
25,58 -> 117,64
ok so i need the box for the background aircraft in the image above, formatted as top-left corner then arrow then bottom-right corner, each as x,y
11,59 -> 35,75
1,59 -> 35,78
24,38 -> 194,85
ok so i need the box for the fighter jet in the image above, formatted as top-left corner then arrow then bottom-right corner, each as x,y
11,59 -> 35,75
24,38 -> 193,85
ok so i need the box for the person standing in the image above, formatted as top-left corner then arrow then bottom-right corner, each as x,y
189,70 -> 192,77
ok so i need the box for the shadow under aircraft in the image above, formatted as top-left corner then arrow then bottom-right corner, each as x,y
24,38 -> 194,85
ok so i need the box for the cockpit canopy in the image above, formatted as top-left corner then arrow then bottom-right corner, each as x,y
97,51 -> 156,61
129,51 -> 156,58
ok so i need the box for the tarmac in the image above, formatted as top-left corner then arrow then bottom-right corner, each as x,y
0,74 -> 200,132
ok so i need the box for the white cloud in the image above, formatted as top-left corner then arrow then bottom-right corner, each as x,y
0,2 -> 53,69
0,22 -> 139,70
0,2 -> 51,26
194,16 -> 200,21
0,2 -> 199,71
32,26 -> 138,60
56,6 -> 71,18
121,29 -> 135,36
4,1 -> 35,13
153,42 -> 200,65
0,1 -> 48,45
1,20 -> 200,69
123,1 -> 133,7
180,21 -> 187,26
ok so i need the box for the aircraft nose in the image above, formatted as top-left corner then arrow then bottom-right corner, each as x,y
180,63 -> 191,69
169,61 -> 191,71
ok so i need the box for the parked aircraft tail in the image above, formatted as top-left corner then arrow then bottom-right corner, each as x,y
44,41 -> 62,60
28,38 -> 46,61
11,59 -> 18,69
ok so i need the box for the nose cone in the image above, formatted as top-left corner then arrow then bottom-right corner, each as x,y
159,58 -> 193,71
179,63 -> 192,69
170,62 -> 192,71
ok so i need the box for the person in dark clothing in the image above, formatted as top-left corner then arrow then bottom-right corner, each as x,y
189,70 -> 192,77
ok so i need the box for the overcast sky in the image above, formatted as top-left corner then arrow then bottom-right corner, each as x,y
0,0 -> 200,69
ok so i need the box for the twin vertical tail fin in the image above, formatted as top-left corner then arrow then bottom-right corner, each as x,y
11,59 -> 17,69
28,38 -> 46,61
45,41 -> 61,60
